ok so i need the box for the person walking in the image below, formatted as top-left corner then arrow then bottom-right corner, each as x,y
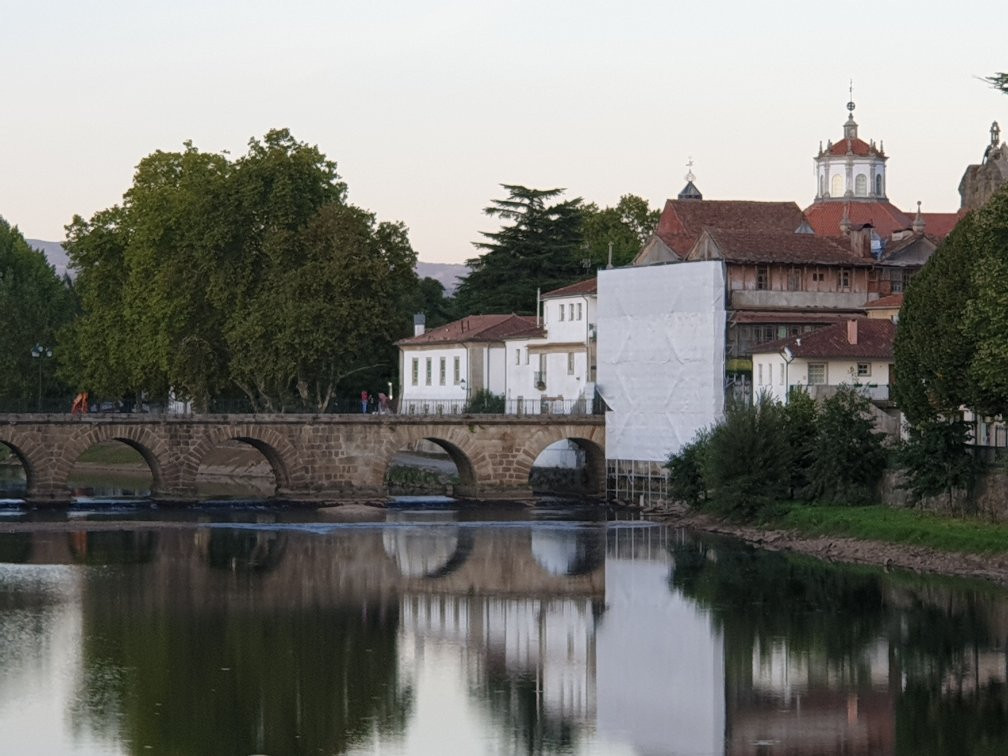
378,392 -> 390,414
360,390 -> 369,414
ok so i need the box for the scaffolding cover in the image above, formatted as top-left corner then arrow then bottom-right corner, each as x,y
597,262 -> 726,463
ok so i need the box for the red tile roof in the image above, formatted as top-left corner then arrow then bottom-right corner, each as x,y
824,137 -> 879,158
396,314 -> 539,346
753,318 -> 895,359
542,278 -> 597,298
803,200 -> 911,237
864,293 -> 903,310
699,229 -> 872,266
919,212 -> 964,238
655,199 -> 808,255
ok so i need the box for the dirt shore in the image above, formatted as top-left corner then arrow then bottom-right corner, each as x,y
669,509 -> 1008,587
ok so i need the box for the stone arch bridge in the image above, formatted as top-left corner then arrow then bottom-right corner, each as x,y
0,413 -> 605,506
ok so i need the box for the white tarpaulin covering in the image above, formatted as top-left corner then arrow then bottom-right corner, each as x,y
597,261 -> 726,463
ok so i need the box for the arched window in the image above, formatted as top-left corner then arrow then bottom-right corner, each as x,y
875,174 -> 882,196
831,174 -> 844,197
819,173 -> 826,196
855,174 -> 867,196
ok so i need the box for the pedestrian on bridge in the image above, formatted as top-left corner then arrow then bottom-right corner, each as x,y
360,390 -> 369,414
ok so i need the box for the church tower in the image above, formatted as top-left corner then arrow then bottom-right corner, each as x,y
812,96 -> 888,203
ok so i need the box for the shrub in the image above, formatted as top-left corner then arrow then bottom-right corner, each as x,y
806,387 -> 886,506
702,395 -> 791,517
465,389 -> 505,414
666,429 -> 711,507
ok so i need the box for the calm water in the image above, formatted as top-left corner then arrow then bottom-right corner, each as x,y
1,504 -> 1007,755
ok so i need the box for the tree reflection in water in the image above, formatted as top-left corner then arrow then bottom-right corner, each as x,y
74,531 -> 411,755
670,535 -> 1008,754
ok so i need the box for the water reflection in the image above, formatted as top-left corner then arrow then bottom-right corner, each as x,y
0,515 -> 1006,754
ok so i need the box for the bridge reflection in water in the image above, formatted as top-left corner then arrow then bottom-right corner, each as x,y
2,517 -> 1008,754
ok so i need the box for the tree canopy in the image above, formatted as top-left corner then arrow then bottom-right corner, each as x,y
0,218 -> 75,408
63,129 -> 418,412
453,187 -> 658,316
454,185 -> 586,316
985,72 -> 1008,95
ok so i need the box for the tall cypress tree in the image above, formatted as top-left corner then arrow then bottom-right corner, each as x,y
454,185 -> 585,315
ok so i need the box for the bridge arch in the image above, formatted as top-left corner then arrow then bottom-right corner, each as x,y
520,427 -> 606,497
377,425 -> 483,498
61,424 -> 171,495
184,425 -> 299,497
0,435 -> 34,493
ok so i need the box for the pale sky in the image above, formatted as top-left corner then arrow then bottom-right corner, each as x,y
1,1 -> 1004,263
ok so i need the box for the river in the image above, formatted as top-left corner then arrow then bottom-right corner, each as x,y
1,501 -> 1007,755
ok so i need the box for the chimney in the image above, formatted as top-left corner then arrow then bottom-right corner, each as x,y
413,313 -> 426,336
847,319 -> 858,345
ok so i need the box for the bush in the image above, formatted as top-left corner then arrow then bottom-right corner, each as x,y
666,429 -> 711,507
465,389 -> 505,414
806,387 -> 886,506
702,395 -> 791,517
897,417 -> 981,505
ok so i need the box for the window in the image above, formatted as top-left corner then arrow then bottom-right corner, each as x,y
559,305 -> 565,321
856,363 -> 871,377
855,174 -> 867,196
425,358 -> 432,386
808,363 -> 826,385
875,174 -> 882,196
411,358 -> 419,386
515,348 -> 520,366
779,363 -> 785,386
787,267 -> 801,291
757,363 -> 763,385
831,174 -> 844,197
439,357 -> 446,385
568,303 -> 574,320
525,348 -> 529,365
756,265 -> 769,290
453,356 -> 460,384
576,303 -> 583,320
819,173 -> 826,196
811,270 -> 825,283
567,352 -> 575,375
838,268 -> 851,290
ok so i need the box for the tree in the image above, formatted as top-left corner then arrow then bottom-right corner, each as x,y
898,418 -> 980,506
454,185 -> 585,315
805,387 -> 887,506
985,72 -> 1008,95
581,194 -> 659,268
0,217 -> 75,408
407,277 -> 457,330
63,129 -> 418,412
892,212 -> 979,424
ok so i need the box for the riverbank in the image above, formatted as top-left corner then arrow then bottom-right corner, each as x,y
670,506 -> 1008,587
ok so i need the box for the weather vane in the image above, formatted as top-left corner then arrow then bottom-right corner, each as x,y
685,157 -> 695,183
847,79 -> 855,113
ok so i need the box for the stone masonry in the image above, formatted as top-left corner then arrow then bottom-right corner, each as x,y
0,413 -> 605,506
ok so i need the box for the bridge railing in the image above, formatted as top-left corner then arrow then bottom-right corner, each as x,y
0,395 -> 606,417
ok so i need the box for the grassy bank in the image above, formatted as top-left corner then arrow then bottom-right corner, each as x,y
769,503 -> 1008,555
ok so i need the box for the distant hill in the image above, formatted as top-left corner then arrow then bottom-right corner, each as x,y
416,262 -> 468,294
27,239 -> 70,277
27,239 -> 469,293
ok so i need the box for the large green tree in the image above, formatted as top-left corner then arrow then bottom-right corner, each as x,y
63,129 -> 418,412
454,185 -> 585,315
0,218 -> 75,408
581,194 -> 659,268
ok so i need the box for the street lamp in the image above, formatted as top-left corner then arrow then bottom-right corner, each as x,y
31,343 -> 52,412
780,345 -> 794,404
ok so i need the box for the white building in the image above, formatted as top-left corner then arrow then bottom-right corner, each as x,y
503,279 -> 598,414
750,317 -> 895,404
395,313 -> 538,415
396,279 -> 598,416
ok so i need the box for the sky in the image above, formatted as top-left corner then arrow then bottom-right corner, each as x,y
1,1 -> 1004,264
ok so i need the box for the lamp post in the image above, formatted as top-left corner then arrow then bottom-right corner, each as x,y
31,343 -> 52,412
780,345 -> 794,404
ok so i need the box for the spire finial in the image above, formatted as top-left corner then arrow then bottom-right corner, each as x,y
913,201 -> 925,234
685,156 -> 695,183
847,79 -> 855,114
